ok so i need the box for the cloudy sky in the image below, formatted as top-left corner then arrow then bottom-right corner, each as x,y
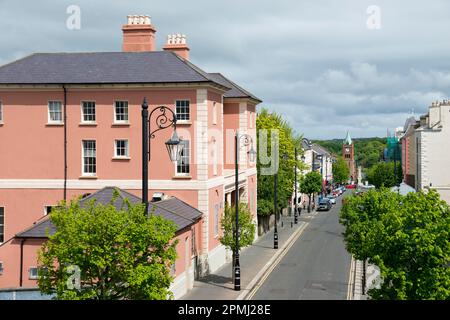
1,0 -> 450,139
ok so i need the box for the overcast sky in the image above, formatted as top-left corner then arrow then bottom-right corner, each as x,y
1,0 -> 449,139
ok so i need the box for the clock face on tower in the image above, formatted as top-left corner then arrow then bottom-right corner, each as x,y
345,147 -> 350,153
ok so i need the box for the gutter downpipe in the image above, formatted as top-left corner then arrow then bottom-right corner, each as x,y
19,239 -> 26,287
63,85 -> 67,202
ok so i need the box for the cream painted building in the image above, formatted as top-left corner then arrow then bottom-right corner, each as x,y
414,100 -> 450,203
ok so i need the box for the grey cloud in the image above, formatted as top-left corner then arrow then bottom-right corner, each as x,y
1,0 -> 450,139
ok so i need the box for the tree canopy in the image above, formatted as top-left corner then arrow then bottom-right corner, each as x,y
366,161 -> 402,188
220,203 -> 256,253
300,171 -> 323,195
332,156 -> 350,184
340,188 -> 450,299
38,190 -> 178,300
256,108 -> 305,215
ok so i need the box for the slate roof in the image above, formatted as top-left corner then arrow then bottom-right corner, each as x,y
0,51 -> 226,87
14,218 -> 56,239
302,138 -> 312,150
311,144 -> 331,157
207,73 -> 262,102
15,187 -> 203,238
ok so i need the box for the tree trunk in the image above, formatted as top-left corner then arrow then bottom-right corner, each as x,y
308,194 -> 311,212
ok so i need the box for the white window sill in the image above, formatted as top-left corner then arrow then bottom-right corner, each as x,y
0,122 -> 3,126
79,175 -> 98,179
112,122 -> 130,127
112,157 -> 131,160
79,122 -> 97,126
176,120 -> 192,125
46,122 -> 64,126
173,175 -> 192,179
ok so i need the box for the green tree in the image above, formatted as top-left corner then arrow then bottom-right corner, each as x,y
366,161 -> 402,188
256,108 -> 305,216
332,156 -> 350,184
220,203 -> 256,276
340,188 -> 450,300
38,190 -> 178,300
220,203 -> 256,253
300,171 -> 323,211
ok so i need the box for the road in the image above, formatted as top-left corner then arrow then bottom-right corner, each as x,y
250,193 -> 352,300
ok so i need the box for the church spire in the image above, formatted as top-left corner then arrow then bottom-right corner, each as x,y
344,131 -> 352,145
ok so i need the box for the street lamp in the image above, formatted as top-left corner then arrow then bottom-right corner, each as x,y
274,152 -> 288,250
294,148 -> 298,224
234,131 -> 256,291
142,98 -> 183,213
316,154 -> 323,201
300,154 -> 308,212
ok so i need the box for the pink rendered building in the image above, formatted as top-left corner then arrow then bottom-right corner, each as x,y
0,15 -> 260,298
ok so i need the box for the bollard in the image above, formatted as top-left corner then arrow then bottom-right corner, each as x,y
291,221 -> 293,228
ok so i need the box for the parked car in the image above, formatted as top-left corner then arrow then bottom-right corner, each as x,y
317,198 -> 332,211
346,184 -> 356,189
326,195 -> 336,204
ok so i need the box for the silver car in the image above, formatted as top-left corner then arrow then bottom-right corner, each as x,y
326,195 -> 336,204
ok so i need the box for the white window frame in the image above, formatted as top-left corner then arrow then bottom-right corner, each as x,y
0,207 -> 4,243
47,101 -> 63,124
212,102 -> 217,125
175,140 -> 190,176
44,205 -> 55,216
29,267 -> 38,280
175,100 -> 191,122
114,101 -> 129,124
82,140 -> 97,177
114,139 -> 130,159
81,101 -> 96,124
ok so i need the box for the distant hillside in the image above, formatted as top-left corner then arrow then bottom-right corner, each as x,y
313,137 -> 386,169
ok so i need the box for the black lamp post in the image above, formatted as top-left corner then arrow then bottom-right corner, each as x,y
234,131 -> 256,291
274,152 -> 288,249
294,147 -> 298,224
142,98 -> 183,213
301,154 -> 306,212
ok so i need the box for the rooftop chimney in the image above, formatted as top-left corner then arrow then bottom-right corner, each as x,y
122,15 -> 156,52
163,34 -> 190,60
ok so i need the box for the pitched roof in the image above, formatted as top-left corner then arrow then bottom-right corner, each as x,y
302,138 -> 312,150
311,144 -> 331,156
15,218 -> 56,239
0,51 -> 227,87
15,187 -> 202,238
207,72 -> 262,102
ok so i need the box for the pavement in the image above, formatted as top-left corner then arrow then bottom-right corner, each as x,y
180,209 -> 317,300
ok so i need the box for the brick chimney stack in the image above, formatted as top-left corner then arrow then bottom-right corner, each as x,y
122,15 -> 156,52
163,34 -> 190,60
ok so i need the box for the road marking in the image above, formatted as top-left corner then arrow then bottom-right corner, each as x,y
243,221 -> 310,300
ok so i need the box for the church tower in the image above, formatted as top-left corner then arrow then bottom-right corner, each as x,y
342,131 -> 356,183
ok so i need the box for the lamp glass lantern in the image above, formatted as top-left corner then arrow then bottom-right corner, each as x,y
165,130 -> 183,162
248,146 -> 257,163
